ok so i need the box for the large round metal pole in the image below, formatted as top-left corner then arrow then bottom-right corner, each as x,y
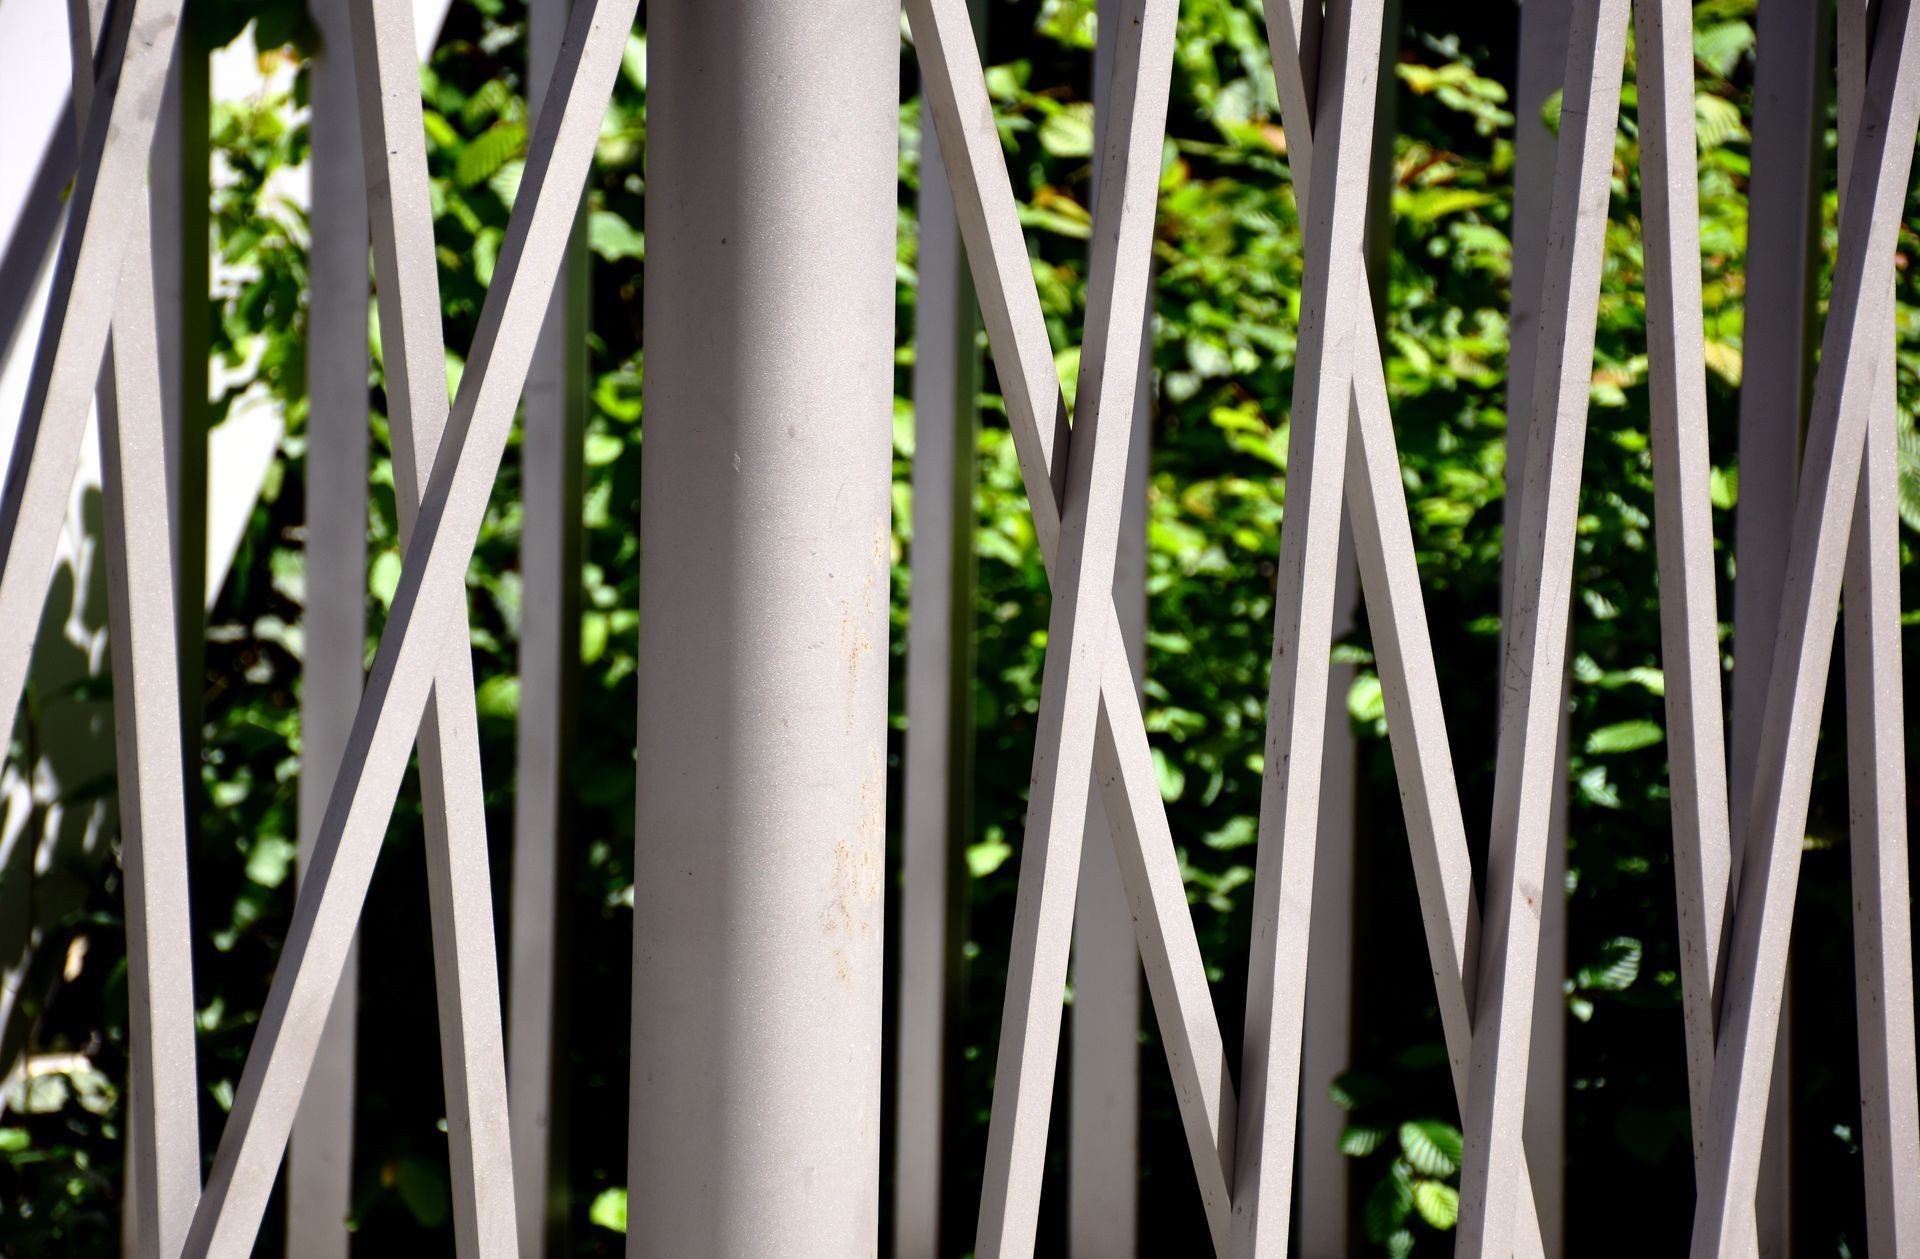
629,3 -> 899,1254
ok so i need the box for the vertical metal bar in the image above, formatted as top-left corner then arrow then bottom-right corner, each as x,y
1691,3 -> 1920,1251
896,54 -> 981,1259
1261,1 -> 1549,1247
1834,3 -> 1920,1249
152,0 -> 210,767
344,3 -> 518,1255
1732,6 -> 1828,1248
626,0 -> 897,1252
1507,5 -> 1576,1249
180,1 -> 631,1249
62,4 -> 202,1257
1296,517 -> 1356,1259
1456,3 -> 1629,1255
1631,0 -> 1736,1186
288,0 -> 369,1253
972,2 -> 1174,1251
1068,5 -> 1148,1251
908,0 -> 1238,1240
508,0 -> 586,1253
1229,3 -> 1385,1255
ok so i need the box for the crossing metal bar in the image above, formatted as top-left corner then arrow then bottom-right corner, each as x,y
907,0 -> 1239,1244
508,1 -> 588,1253
1456,2 -> 1629,1254
1690,2 -> 1920,1251
0,0 -> 187,785
1631,0 -> 1736,1186
1832,2 -> 1920,1250
63,4 -> 202,1258
972,2 -> 1176,1251
1732,6 -> 1830,1245
1259,9 -> 1554,1251
1508,5 -> 1576,1244
1068,4 -> 1151,1250
345,1 -> 519,1253
177,1 -> 632,1249
287,2 -> 371,1254
1229,4 -> 1383,1255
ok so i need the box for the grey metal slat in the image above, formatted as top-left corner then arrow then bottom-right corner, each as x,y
1690,3 -> 1920,1251
1834,3 -> 1920,1249
177,1 -> 634,1249
1228,3 -> 1386,1255
1456,3 -> 1630,1254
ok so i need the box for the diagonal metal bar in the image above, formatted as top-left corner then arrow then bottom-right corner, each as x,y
345,1 -> 518,1255
178,1 -> 635,1251
971,1 -> 1176,1252
0,0 -> 185,757
63,3 -> 201,1257
1689,2 -> 1920,1252
1630,0 -> 1735,1176
1831,3 -> 1920,1250
1258,1 -> 1550,1251
1228,4 -> 1383,1256
906,0 -> 1239,1248
1455,2 -> 1629,1254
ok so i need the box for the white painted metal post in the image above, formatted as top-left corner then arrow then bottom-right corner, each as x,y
509,0 -> 587,1253
896,46 -> 981,1259
627,2 -> 898,1252
1068,5 -> 1148,1252
289,0 -> 369,1253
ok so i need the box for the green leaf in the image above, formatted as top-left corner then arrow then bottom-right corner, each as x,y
1204,816 -> 1257,851
245,836 -> 297,889
1896,421 -> 1920,532
967,837 -> 1013,878
392,1156 -> 451,1229
1364,1164 -> 1415,1243
1347,673 -> 1386,724
590,1187 -> 629,1234
1412,1181 -> 1461,1231
1584,718 -> 1663,754
1398,1120 -> 1463,1177
1694,21 -> 1755,77
1576,936 -> 1642,992
1038,102 -> 1096,158
589,210 -> 646,262
1340,1124 -> 1387,1157
475,674 -> 520,723
1153,746 -> 1186,802
456,122 -> 527,189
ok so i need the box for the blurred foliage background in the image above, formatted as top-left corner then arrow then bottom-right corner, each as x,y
3,0 -> 1919,1254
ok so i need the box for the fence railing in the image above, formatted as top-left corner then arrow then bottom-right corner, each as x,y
0,0 -> 1914,1255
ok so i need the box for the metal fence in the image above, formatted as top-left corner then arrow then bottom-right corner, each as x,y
0,0 -> 1914,1255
